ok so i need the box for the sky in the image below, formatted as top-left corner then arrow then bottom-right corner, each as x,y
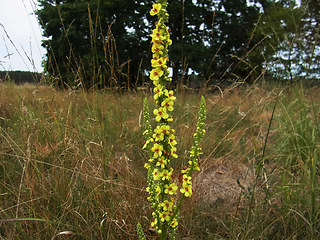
0,0 -> 45,72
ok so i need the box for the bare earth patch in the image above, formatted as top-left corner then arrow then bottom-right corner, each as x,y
194,160 -> 255,207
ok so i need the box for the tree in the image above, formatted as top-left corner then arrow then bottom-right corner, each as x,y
37,0 -> 153,89
297,0 -> 320,80
37,0 -> 299,89
256,0 -> 319,81
247,1 -> 303,81
166,0 -> 297,86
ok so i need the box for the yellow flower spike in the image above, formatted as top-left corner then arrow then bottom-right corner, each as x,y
144,1 -> 206,237
150,3 -> 162,16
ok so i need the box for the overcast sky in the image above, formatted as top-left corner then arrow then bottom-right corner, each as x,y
0,0 -> 45,72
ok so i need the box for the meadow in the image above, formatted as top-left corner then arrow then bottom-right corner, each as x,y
0,81 -> 319,239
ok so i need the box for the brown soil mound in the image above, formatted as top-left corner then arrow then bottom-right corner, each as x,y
194,161 -> 255,207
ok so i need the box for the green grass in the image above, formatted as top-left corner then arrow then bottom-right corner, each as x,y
1,82 -> 320,239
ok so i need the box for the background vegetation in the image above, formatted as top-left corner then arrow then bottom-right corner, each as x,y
0,71 -> 43,85
35,0 -> 320,89
1,0 -> 320,239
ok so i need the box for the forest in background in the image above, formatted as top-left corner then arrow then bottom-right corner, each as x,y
34,0 -> 319,90
0,71 -> 43,85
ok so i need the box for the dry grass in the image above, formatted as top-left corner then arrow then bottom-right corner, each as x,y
1,82 -> 320,239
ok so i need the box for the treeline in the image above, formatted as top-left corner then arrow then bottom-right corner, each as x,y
0,71 -> 43,84
36,0 -> 320,90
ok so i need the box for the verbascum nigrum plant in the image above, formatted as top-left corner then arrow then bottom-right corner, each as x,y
138,1 -> 206,239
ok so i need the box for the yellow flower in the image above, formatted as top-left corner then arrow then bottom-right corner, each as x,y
151,217 -> 157,228
152,143 -> 163,158
160,211 -> 170,222
159,124 -> 170,134
170,218 -> 178,228
189,160 -> 200,171
171,146 -> 178,158
155,184 -> 161,196
150,67 -> 164,81
166,90 -> 176,101
150,3 -> 161,16
142,138 -> 153,149
152,43 -> 164,56
181,167 -> 190,174
182,174 -> 192,185
180,184 -> 192,197
153,85 -> 164,100
151,56 -> 167,68
161,200 -> 174,212
156,157 -> 167,169
153,107 -> 169,122
144,163 -> 150,169
167,116 -> 173,122
161,98 -> 174,111
153,125 -> 170,141
150,27 -> 166,42
168,134 -> 177,147
153,168 -> 162,181
164,183 -> 178,195
161,168 -> 173,180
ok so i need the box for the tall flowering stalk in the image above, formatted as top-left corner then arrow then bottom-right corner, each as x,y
138,1 -> 206,239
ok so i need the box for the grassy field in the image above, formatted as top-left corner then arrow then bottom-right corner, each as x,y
1,82 -> 320,239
